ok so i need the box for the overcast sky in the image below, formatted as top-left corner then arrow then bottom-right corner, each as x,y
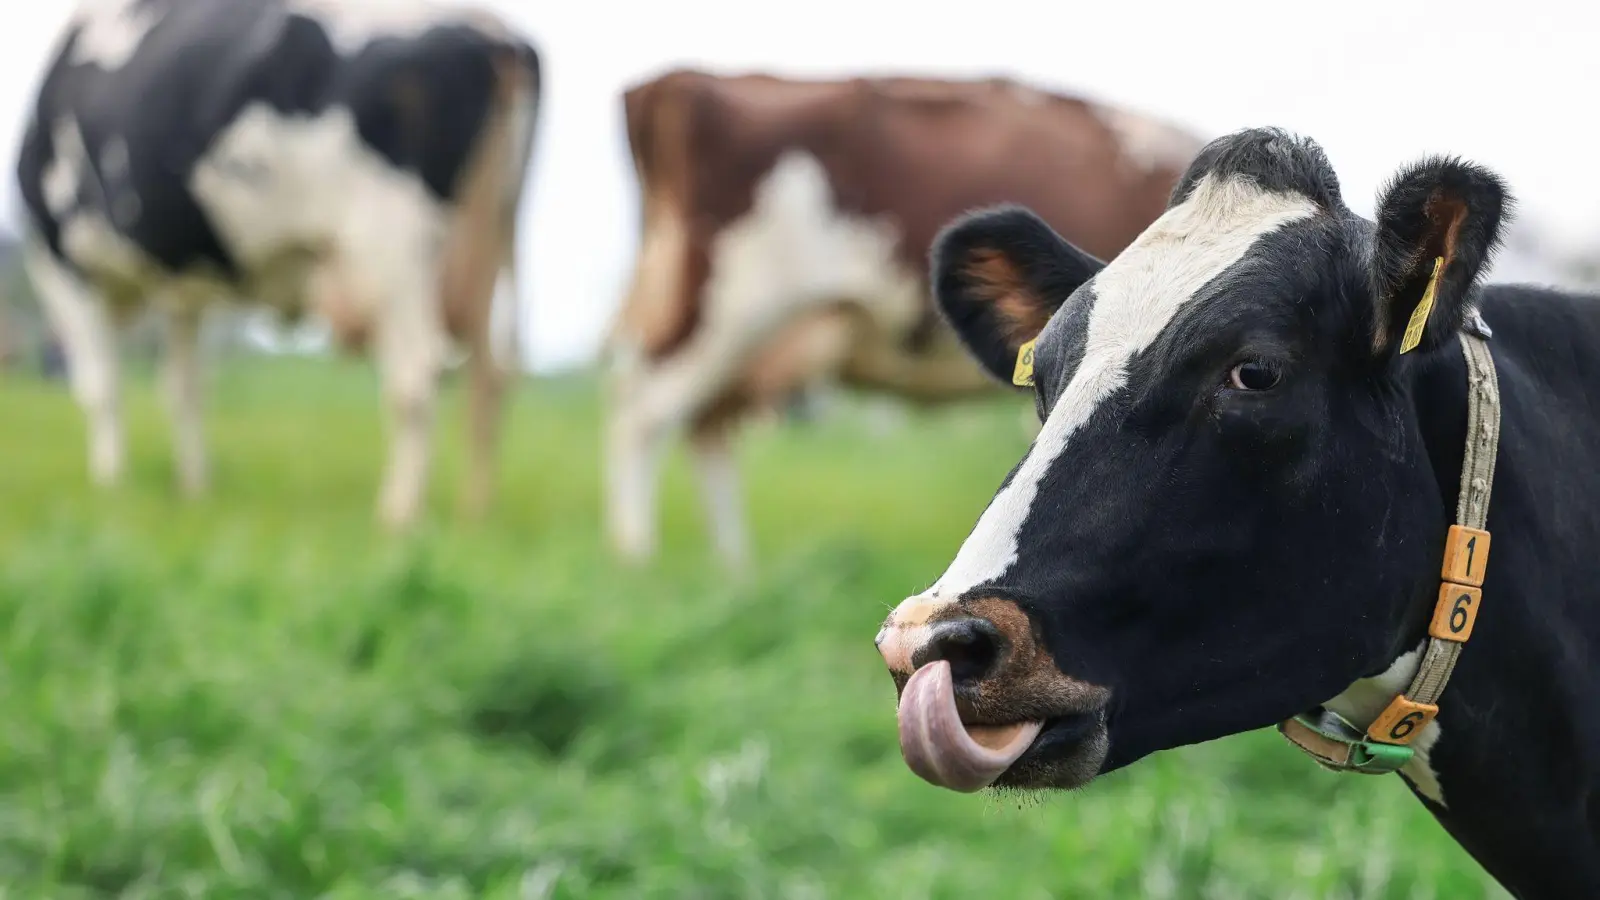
3,1 -> 1596,371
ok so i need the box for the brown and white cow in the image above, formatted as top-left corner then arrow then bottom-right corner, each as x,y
17,0 -> 541,528
603,68 -> 1203,566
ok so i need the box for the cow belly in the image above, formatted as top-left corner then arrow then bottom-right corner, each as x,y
190,102 -> 448,348
690,306 -> 858,430
303,260 -> 371,352
740,306 -> 860,398
711,306 -> 998,427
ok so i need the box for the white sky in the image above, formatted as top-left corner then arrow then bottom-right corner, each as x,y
3,1 -> 1597,371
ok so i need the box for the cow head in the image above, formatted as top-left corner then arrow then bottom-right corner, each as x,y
878,127 -> 1509,793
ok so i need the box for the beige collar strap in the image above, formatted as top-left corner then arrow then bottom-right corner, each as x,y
1279,325 -> 1501,774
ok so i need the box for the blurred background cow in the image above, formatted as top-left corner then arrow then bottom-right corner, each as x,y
15,0 -> 540,528
602,69 -> 1202,566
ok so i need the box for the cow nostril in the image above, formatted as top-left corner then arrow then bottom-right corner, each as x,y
911,618 -> 1005,685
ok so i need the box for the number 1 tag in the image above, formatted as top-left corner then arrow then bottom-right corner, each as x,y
1013,339 -> 1036,387
1441,525 -> 1490,587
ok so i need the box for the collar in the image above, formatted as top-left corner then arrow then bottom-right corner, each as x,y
1278,317 -> 1501,775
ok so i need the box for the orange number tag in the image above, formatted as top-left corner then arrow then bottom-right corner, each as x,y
1441,525 -> 1490,587
1366,695 -> 1438,746
1428,583 -> 1481,642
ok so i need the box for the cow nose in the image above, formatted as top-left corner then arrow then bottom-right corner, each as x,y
909,618 -> 1005,686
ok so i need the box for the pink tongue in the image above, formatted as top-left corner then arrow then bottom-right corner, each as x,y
896,659 -> 1043,792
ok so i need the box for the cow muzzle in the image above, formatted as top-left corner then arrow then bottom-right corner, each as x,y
876,595 -> 1111,792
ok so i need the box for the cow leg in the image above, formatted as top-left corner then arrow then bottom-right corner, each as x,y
607,307 -> 858,566
457,218 -> 523,521
26,243 -> 125,486
374,286 -> 446,531
688,413 -> 749,570
446,96 -> 527,522
604,381 -> 670,563
462,328 -> 509,520
603,332 -> 755,563
602,312 -> 772,564
162,307 -> 209,497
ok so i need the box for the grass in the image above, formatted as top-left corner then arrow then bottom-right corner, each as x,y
0,357 -> 1506,899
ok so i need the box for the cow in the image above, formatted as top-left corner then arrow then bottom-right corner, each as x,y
872,125 -> 1600,896
16,0 -> 541,528
603,68 -> 1204,568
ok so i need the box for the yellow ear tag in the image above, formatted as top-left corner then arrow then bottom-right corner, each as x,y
1399,256 -> 1445,355
1012,339 -> 1037,387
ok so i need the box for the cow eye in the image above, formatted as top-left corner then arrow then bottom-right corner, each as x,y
1227,360 -> 1282,392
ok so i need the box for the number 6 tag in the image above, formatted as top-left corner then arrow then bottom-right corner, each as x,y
1367,695 -> 1439,746
1428,583 -> 1481,642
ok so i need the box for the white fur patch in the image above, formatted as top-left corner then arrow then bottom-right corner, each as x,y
703,150 -> 921,341
1323,644 -> 1445,806
42,118 -> 88,217
190,101 -> 443,272
188,100 -> 451,345
890,173 -> 1318,634
68,0 -> 163,70
617,149 -> 921,427
44,116 -> 157,290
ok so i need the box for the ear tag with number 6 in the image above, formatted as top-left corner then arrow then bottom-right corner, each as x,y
1013,339 -> 1036,387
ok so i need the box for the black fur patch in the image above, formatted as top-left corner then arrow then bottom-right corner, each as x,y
1171,127 -> 1345,213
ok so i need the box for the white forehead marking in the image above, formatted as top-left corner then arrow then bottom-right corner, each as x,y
931,173 -> 1320,597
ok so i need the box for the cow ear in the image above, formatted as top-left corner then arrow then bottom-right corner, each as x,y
931,205 -> 1105,386
1370,158 -> 1511,358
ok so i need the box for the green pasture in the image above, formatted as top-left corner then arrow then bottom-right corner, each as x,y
0,359 -> 1503,898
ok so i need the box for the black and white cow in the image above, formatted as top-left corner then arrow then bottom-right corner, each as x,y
876,127 -> 1600,896
16,0 -> 541,527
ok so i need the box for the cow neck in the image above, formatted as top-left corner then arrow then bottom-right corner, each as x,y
1277,322 -> 1501,776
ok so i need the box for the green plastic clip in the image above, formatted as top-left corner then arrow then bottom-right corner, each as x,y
1283,709 -> 1415,776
